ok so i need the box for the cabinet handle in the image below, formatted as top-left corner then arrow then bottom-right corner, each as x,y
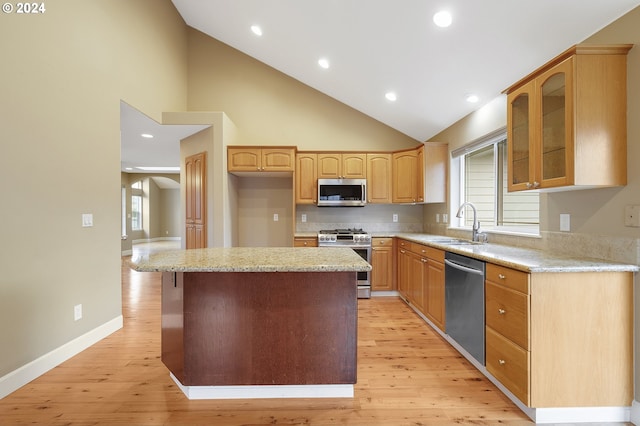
498,274 -> 506,280
498,308 -> 506,315
400,249 -> 406,254
421,258 -> 427,263
533,181 -> 540,188
499,359 -> 506,366
526,182 -> 532,189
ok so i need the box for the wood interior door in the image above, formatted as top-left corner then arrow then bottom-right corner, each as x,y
185,151 -> 207,249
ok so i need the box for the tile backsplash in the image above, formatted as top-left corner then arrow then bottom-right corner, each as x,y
296,204 -> 424,233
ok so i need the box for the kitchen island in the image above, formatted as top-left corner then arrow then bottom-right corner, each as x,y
131,247 -> 371,399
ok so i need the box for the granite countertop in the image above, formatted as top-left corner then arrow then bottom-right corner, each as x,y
131,247 -> 372,273
393,233 -> 639,273
293,231 -> 639,273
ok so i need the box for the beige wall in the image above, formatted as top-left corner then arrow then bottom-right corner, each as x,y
237,177 -> 294,247
0,0 -> 188,378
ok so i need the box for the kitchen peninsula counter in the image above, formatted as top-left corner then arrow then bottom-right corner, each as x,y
131,247 -> 370,400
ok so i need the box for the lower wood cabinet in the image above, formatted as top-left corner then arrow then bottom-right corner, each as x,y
423,247 -> 445,331
371,237 -> 394,291
485,263 -> 633,408
395,239 -> 445,331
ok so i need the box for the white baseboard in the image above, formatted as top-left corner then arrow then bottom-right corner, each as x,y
170,373 -> 354,400
0,316 -> 123,399
132,237 -> 180,244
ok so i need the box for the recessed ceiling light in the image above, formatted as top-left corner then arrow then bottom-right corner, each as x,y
141,133 -> 154,139
465,94 -> 479,103
433,10 -> 452,28
385,92 -> 397,102
318,58 -> 330,69
251,25 -> 263,36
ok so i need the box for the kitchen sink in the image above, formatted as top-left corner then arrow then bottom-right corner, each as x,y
428,238 -> 482,245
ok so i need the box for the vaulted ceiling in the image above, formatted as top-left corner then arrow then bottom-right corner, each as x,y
122,0 -> 640,172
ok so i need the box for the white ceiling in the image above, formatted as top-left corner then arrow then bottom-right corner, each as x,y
121,0 -> 640,173
120,101 -> 208,175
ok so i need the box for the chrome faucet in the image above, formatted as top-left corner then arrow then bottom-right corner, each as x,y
455,202 -> 486,243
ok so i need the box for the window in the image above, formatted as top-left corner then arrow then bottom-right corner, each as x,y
131,181 -> 143,231
451,129 -> 539,235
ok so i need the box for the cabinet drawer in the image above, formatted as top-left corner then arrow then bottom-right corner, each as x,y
486,263 -> 529,294
397,239 -> 411,250
486,327 -> 530,405
293,237 -> 317,247
373,237 -> 393,247
486,282 -> 529,350
411,242 -> 428,256
424,246 -> 444,262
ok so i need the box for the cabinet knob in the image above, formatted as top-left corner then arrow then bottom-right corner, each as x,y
498,274 -> 506,279
498,308 -> 506,315
499,359 -> 506,366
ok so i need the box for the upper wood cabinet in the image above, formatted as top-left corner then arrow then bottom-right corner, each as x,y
392,149 -> 417,203
506,44 -> 632,192
295,153 -> 317,204
392,144 -> 447,203
366,153 -> 392,204
227,146 -> 295,172
317,153 -> 366,179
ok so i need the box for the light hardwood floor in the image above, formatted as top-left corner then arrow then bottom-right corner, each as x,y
0,247 -> 536,425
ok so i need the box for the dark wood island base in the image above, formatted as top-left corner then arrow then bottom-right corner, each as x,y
161,270 -> 358,399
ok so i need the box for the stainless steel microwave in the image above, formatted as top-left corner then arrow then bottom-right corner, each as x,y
317,178 -> 367,207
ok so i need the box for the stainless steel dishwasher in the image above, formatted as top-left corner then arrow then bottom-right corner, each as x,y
444,251 -> 486,365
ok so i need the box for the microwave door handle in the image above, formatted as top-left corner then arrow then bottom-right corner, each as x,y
362,183 -> 366,203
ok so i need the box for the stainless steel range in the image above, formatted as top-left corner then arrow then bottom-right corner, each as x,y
317,228 -> 371,298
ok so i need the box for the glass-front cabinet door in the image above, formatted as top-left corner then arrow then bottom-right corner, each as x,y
507,80 -> 535,191
538,57 -> 573,188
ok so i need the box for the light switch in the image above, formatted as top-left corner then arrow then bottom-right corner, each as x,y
273,213 -> 279,222
560,214 -> 570,232
82,213 -> 93,227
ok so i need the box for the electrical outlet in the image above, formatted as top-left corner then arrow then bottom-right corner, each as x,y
301,214 -> 307,223
74,304 -> 82,321
443,214 -> 448,223
392,214 -> 398,223
436,213 -> 440,223
560,214 -> 570,232
625,205 -> 640,227
273,213 -> 279,222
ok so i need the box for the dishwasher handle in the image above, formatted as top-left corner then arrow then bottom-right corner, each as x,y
444,258 -> 485,276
